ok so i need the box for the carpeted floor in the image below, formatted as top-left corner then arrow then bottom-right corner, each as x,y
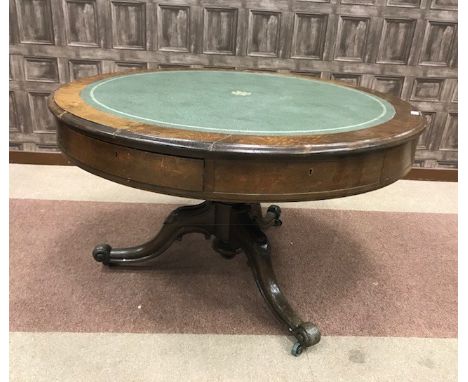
9,164 -> 458,382
10,199 -> 457,338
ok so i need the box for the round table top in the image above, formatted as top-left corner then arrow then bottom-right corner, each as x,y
80,70 -> 396,136
50,69 -> 424,158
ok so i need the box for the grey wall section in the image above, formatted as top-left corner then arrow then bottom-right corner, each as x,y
9,0 -> 457,168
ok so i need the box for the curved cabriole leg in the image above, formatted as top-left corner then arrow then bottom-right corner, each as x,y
92,201 -> 215,265
91,201 -> 320,356
233,213 -> 321,356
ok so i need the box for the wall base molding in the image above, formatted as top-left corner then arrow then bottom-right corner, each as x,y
10,151 -> 458,182
10,151 -> 72,166
404,167 -> 457,182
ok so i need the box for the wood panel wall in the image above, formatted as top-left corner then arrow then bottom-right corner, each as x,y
9,0 -> 458,168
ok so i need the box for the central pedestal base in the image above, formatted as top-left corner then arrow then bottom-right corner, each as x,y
92,201 -> 321,356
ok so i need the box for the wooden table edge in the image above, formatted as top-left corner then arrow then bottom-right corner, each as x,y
50,68 -> 426,158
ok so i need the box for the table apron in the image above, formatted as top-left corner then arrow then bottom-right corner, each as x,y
58,123 -> 417,203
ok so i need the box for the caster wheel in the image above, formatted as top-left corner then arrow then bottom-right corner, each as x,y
92,244 -> 112,265
291,342 -> 303,357
267,205 -> 281,219
273,219 -> 282,227
294,322 -> 321,348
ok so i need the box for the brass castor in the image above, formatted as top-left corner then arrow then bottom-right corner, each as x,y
291,322 -> 321,357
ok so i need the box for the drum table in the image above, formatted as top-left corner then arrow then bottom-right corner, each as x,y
49,69 -> 425,356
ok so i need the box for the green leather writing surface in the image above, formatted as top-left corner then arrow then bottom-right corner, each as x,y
81,71 -> 395,136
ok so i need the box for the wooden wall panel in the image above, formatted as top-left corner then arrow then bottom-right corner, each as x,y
291,13 -> 327,60
64,0 -> 99,47
342,1 -> 376,5
372,76 -> 404,97
114,61 -> 147,70
334,16 -> 369,62
377,19 -> 416,64
203,8 -> 238,55
9,92 -> 19,132
387,0 -> 421,7
417,112 -> 436,150
157,5 -> 190,52
411,78 -> 444,101
419,21 -> 457,66
439,113 -> 457,151
24,57 -> 59,82
431,0 -> 457,10
111,1 -> 146,49
331,73 -> 361,86
9,0 -> 458,167
16,0 -> 55,44
248,11 -> 281,57
68,59 -> 101,80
